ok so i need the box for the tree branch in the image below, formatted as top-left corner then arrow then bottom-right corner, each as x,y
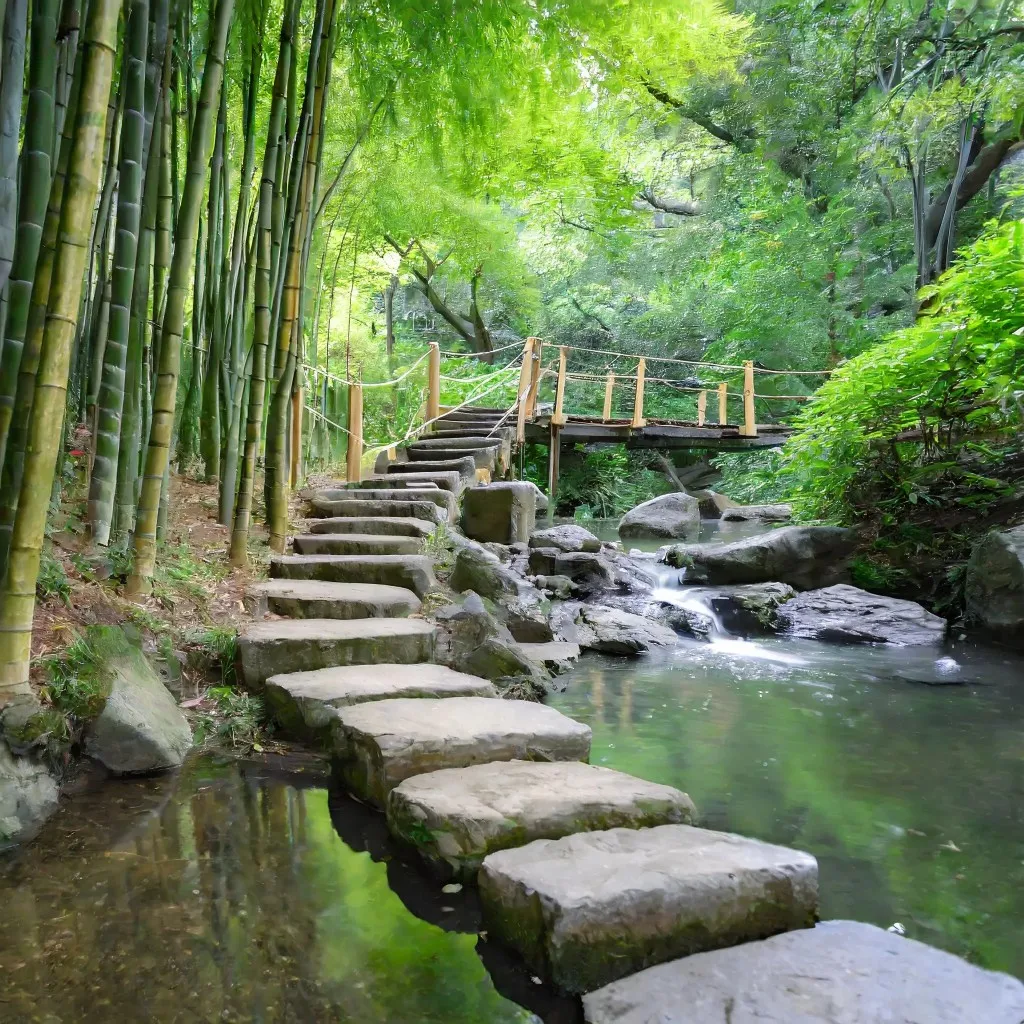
638,186 -> 701,217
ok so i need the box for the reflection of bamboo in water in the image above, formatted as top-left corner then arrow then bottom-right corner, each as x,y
591,671 -> 605,722
619,678 -> 634,731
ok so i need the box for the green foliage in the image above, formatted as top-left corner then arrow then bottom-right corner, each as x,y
194,685 -> 268,750
549,445 -> 670,519
190,626 -> 239,686
713,450 -> 788,505
39,626 -> 138,722
36,549 -> 72,605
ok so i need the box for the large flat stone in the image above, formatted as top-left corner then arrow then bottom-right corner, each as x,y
266,663 -> 496,735
386,456 -> 478,481
582,920 -> 1024,1023
369,470 -> 464,494
270,554 -> 436,596
309,497 -> 448,524
517,641 -> 580,671
387,760 -> 695,878
239,618 -> 435,688
479,824 -> 818,993
331,696 -> 592,808
292,533 -> 425,556
306,516 -> 436,538
407,445 -> 500,470
248,579 -> 420,619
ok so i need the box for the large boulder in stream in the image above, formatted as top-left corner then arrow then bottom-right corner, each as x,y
574,605 -> 677,655
662,525 -> 856,590
965,524 -> 1024,647
720,503 -> 793,523
528,524 -> 601,553
619,492 -> 701,540
659,582 -> 797,637
776,585 -> 947,646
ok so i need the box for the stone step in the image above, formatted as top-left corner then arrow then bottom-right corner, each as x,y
332,696 -> 592,808
410,435 -> 507,451
306,516 -> 436,538
270,553 -> 437,596
406,446 -> 499,470
478,824 -> 818,994
340,477 -> 439,489
309,497 -> 449,524
266,663 -> 498,736
582,920 -> 1024,1024
314,486 -> 457,515
247,579 -> 421,619
427,426 -> 515,442
292,533 -> 425,556
239,618 -> 436,689
387,760 -> 695,880
386,457 -> 478,483
368,470 -> 464,494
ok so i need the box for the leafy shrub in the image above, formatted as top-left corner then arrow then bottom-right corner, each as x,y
194,686 -> 268,750
37,550 -> 72,605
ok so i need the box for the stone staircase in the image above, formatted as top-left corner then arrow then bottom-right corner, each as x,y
237,405 -> 1024,1021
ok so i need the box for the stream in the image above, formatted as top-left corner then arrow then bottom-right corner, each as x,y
0,520 -> 1022,1021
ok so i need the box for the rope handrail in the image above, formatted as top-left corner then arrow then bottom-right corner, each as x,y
435,339 -> 526,359
538,340 -> 832,375
303,349 -> 431,390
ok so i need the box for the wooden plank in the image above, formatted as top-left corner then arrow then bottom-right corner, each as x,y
427,342 -> 441,423
525,337 -> 542,419
718,381 -> 728,424
548,424 -> 562,514
346,381 -> 363,483
697,390 -> 706,427
515,337 -> 534,443
552,346 -> 568,426
602,373 -> 615,422
631,358 -> 646,428
741,359 -> 757,437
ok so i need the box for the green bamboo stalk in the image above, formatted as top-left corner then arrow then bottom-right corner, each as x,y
86,0 -> 149,545
127,0 -> 233,594
0,0 -> 28,297
228,0 -> 294,565
0,0 -> 119,697
0,0 -> 59,471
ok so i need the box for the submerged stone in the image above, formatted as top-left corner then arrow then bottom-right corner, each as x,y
0,737 -> 58,851
479,824 -> 818,993
582,920 -> 1024,1023
387,760 -> 695,878
331,696 -> 592,808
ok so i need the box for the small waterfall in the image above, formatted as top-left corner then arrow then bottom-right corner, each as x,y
650,567 -> 725,637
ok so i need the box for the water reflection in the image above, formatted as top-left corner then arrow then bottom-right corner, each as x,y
0,757 -> 542,1024
548,640 -> 1024,978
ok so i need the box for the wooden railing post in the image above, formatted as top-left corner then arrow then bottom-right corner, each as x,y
346,380 -> 363,483
602,373 -> 615,422
525,338 -> 542,419
515,337 -> 535,443
427,341 -> 440,423
631,358 -> 646,428
289,384 -> 303,488
697,390 -> 706,427
552,346 -> 568,426
717,381 -> 728,424
741,359 -> 757,437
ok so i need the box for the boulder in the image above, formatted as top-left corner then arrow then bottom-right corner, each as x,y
582,920 -> 1024,1024
720,503 -> 793,523
528,524 -> 601,553
689,489 -> 737,519
0,737 -> 58,851
663,525 -> 856,589
534,574 -> 575,599
479,824 -> 818,994
387,760 -> 695,878
461,482 -> 538,544
331,696 -> 592,807
777,584 -> 946,645
517,641 -> 581,673
965,524 -> 1024,646
618,492 -> 701,539
84,643 -> 192,775
575,605 -> 677,655
658,582 -> 797,638
449,541 -> 532,601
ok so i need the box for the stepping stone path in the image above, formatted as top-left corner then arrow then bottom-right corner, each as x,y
236,404 -> 1016,1016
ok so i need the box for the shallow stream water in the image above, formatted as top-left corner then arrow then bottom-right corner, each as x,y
1,521 -> 1022,1021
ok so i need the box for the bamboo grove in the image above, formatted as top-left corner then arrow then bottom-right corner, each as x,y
0,0 -> 366,695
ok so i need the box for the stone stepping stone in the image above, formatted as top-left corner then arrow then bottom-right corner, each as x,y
387,458 -> 478,483
292,533 -> 425,556
239,618 -> 436,689
332,696 -> 592,808
248,579 -> 420,620
410,436 -> 506,452
306,516 -> 436,538
478,824 -> 818,994
407,446 -> 499,470
266,663 -> 497,735
309,497 -> 448,524
387,760 -> 695,879
270,554 -> 436,596
369,470 -> 464,494
581,920 -> 1024,1023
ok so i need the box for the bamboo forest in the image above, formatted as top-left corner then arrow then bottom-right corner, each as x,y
0,0 -> 1022,1020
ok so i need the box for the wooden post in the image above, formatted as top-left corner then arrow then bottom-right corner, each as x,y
427,341 -> 441,424
741,359 -> 757,437
552,346 -> 568,426
717,381 -> 728,424
697,390 -> 706,427
289,385 -> 303,487
602,373 -> 615,422
515,337 -> 535,444
547,423 -> 561,519
631,358 -> 646,428
525,338 -> 542,419
346,381 -> 363,483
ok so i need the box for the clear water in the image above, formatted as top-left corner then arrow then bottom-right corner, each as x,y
548,631 -> 1024,978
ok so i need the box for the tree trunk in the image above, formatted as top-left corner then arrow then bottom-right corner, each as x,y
0,0 -> 119,697
127,0 -> 234,593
